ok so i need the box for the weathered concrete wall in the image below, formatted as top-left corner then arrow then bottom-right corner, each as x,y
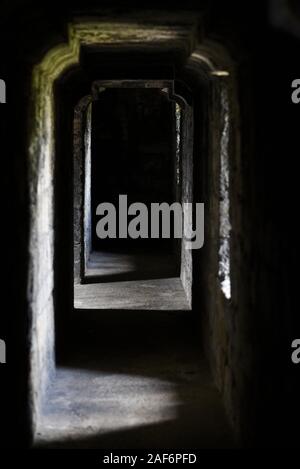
0,78 -> 6,103
193,57 -> 266,445
84,104 -> 92,272
27,34 -> 83,434
180,104 -> 194,308
205,77 -> 245,441
73,97 -> 92,285
0,338 -> 6,363
28,76 -> 56,431
73,104 -> 83,284
184,47 -> 246,443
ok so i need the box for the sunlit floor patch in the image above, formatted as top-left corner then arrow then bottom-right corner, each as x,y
36,370 -> 178,444
35,310 -> 236,448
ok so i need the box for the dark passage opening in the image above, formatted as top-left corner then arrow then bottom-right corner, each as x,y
91,88 -> 176,252
74,81 -> 191,311
88,87 -> 179,283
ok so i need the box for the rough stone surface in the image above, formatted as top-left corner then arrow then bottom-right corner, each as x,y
180,103 -> 194,308
35,311 -> 235,448
74,96 -> 92,284
74,277 -> 191,311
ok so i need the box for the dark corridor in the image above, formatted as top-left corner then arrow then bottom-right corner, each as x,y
1,0 -> 299,453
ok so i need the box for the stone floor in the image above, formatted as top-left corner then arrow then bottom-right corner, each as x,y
74,277 -> 190,310
85,250 -> 178,282
75,250 -> 189,310
35,310 -> 236,448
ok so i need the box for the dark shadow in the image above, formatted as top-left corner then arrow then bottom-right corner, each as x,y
83,249 -> 179,283
37,412 -> 236,449
38,310 -> 236,449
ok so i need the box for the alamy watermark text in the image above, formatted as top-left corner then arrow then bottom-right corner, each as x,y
95,195 -> 204,250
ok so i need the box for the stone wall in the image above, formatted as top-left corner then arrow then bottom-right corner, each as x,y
180,104 -> 194,308
27,69 -> 56,432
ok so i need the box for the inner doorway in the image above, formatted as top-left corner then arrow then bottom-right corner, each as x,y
73,81 -> 193,310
